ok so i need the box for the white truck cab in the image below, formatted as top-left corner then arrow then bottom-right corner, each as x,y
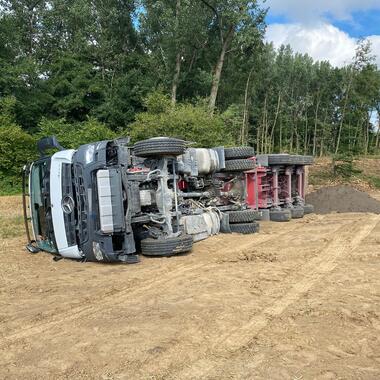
23,137 -> 139,263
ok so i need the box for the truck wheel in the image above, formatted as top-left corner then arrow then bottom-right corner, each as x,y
140,234 -> 193,257
223,159 -> 255,172
229,222 -> 260,234
224,147 -> 255,160
270,209 -> 291,222
303,204 -> 314,214
134,137 -> 186,158
227,209 -> 261,223
289,206 -> 304,219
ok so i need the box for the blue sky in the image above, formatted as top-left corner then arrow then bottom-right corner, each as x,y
267,10 -> 380,37
329,9 -> 380,37
264,0 -> 380,67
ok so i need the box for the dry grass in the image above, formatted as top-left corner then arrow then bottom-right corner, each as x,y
0,215 -> 24,239
356,157 -> 380,177
0,196 -> 23,216
0,196 -> 24,239
309,157 -> 380,193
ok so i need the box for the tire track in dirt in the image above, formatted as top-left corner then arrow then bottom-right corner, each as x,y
191,215 -> 318,259
0,217 -> 312,346
0,262 -> 205,344
169,214 -> 380,379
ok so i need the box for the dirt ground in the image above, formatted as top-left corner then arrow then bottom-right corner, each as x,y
1,196 -> 380,379
307,185 -> 380,214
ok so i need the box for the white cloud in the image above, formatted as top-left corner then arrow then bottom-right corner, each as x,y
266,23 -> 380,68
265,0 -> 380,22
368,35 -> 380,64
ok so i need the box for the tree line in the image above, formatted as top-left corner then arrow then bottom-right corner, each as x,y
0,0 -> 380,191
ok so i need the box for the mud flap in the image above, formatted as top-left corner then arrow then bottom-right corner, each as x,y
26,243 -> 40,254
220,213 -> 232,233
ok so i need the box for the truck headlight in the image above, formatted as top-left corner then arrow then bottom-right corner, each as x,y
61,195 -> 74,214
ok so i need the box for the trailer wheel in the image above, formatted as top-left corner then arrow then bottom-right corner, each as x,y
293,155 -> 314,165
140,234 -> 193,257
270,209 -> 291,222
290,206 -> 304,219
267,154 -> 297,165
229,222 -> 260,234
227,209 -> 261,223
260,209 -> 270,221
267,154 -> 314,165
224,146 -> 255,160
303,204 -> 314,214
222,159 -> 255,172
134,137 -> 186,158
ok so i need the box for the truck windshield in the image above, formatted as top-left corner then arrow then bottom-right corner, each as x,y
30,158 -> 57,253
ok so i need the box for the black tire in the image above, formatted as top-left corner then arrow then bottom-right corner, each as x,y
297,156 -> 314,165
229,222 -> 260,234
290,206 -> 304,219
224,146 -> 255,160
267,154 -> 314,166
223,159 -> 255,172
267,154 -> 297,165
293,155 -> 314,165
134,137 -> 186,158
303,204 -> 314,214
140,234 -> 193,257
227,209 -> 261,223
260,209 -> 270,221
270,209 -> 291,222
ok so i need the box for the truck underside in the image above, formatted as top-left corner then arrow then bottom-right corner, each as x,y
23,137 -> 314,263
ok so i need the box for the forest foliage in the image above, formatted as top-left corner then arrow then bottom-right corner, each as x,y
0,0 -> 380,192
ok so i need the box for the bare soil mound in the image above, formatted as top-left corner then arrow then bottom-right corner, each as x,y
306,185 -> 380,214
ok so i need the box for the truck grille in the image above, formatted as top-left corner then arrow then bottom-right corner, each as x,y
74,164 -> 88,243
62,163 -> 76,246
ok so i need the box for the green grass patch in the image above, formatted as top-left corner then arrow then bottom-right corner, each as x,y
0,189 -> 22,196
362,175 -> 380,189
0,179 -> 22,196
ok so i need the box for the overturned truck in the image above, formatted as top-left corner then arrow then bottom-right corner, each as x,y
23,136 -> 313,263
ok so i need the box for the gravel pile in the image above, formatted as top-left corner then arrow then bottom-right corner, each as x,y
306,185 -> 380,214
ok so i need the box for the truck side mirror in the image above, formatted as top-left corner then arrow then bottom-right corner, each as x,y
37,136 -> 65,156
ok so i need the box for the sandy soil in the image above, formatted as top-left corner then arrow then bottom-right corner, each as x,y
1,197 -> 380,379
